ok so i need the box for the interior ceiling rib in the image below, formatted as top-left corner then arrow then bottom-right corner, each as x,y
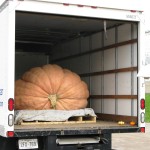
15,12 -> 124,46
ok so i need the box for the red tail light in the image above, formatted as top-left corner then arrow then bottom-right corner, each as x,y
130,10 -> 136,12
77,5 -> 84,7
141,99 -> 145,110
8,98 -> 14,111
63,3 -> 69,6
7,131 -> 14,137
140,127 -> 145,133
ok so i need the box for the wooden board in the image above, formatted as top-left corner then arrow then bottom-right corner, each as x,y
20,116 -> 96,125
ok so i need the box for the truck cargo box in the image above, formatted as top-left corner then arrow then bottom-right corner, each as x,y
0,0 -> 145,149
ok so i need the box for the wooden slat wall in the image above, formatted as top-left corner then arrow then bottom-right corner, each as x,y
51,23 -> 138,118
52,39 -> 137,63
90,95 -> 137,99
80,67 -> 137,77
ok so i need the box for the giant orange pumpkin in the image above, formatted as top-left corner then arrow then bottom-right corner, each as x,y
15,64 -> 89,110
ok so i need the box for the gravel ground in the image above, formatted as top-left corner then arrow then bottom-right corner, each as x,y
112,123 -> 150,150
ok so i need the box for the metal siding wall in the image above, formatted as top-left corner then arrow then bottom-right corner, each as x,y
51,45 -> 62,60
118,24 -> 131,42
61,42 -> 71,57
118,99 -> 131,116
117,72 -> 131,95
104,99 -> 115,114
117,24 -> 136,116
15,54 -> 48,79
69,57 -> 81,73
56,60 -> 70,69
118,45 -> 131,68
77,55 -> 90,74
104,48 -> 115,70
104,74 -> 115,95
90,32 -> 103,112
51,23 -> 138,117
91,76 -> 102,95
91,99 -> 102,113
69,38 -> 81,55
81,36 -> 90,52
103,28 -> 116,114
91,32 -> 102,50
91,51 -> 102,72
104,28 -> 115,46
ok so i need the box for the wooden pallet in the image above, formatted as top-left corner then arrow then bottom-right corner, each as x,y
20,116 -> 96,125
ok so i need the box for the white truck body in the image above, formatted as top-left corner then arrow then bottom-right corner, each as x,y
0,0 -> 146,149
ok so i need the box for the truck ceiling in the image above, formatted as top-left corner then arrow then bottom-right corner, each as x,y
15,12 -> 125,46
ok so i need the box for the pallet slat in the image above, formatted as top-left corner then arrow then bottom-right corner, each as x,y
20,116 -> 96,125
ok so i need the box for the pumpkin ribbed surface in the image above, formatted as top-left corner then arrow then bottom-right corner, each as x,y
15,64 -> 89,110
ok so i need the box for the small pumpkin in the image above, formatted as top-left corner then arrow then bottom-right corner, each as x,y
130,121 -> 136,126
118,121 -> 125,125
15,64 -> 89,110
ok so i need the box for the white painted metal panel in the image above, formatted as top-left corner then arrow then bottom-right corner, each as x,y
118,45 -> 131,68
103,99 -> 115,114
91,32 -> 102,50
28,0 -> 144,11
91,99 -> 102,113
104,48 -> 115,71
90,51 -> 102,72
104,28 -> 115,46
118,72 -> 131,95
16,1 -> 142,22
118,24 -> 131,42
0,31 -> 7,132
0,0 -> 5,6
104,74 -> 115,95
118,99 -> 131,116
137,14 -> 146,129
0,3 -> 15,137
91,76 -> 102,95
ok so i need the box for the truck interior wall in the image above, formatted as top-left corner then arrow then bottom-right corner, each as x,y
50,23 -> 138,122
15,12 -> 138,123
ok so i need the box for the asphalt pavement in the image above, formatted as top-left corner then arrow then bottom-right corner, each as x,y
112,123 -> 150,150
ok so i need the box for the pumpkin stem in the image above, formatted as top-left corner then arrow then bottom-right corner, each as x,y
48,94 -> 57,109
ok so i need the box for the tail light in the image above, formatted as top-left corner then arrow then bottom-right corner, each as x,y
8,114 -> 14,126
140,112 -> 145,123
140,127 -> 145,133
130,10 -> 137,12
8,98 -> 14,111
7,131 -> 14,137
141,99 -> 145,110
